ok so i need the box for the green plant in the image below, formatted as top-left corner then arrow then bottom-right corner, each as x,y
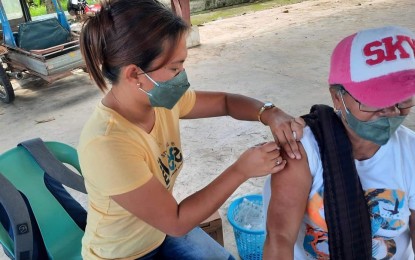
28,0 -> 69,17
29,5 -> 47,16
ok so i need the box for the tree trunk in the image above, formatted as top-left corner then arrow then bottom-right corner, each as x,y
45,0 -> 54,13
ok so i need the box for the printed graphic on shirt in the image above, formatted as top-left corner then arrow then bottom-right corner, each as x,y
366,189 -> 406,259
303,187 -> 329,259
157,142 -> 183,188
302,188 -> 406,260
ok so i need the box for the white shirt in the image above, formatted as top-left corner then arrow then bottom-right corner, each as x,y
263,125 -> 415,259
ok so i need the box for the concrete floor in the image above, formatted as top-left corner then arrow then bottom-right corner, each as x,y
0,0 -> 414,259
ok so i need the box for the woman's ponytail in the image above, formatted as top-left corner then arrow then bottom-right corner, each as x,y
80,2 -> 113,92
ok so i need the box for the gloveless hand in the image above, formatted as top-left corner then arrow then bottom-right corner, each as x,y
262,107 -> 306,160
231,142 -> 286,180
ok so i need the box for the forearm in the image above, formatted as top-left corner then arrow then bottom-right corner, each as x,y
173,141 -> 282,234
264,204 -> 300,260
175,164 -> 247,233
222,94 -> 292,127
263,234 -> 295,259
409,210 -> 415,251
184,91 -> 267,120
223,93 -> 265,121
113,142 -> 281,237
412,231 -> 415,252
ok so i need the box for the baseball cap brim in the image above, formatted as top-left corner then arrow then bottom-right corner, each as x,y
346,69 -> 415,108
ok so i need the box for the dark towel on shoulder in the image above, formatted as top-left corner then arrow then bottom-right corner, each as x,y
301,104 -> 372,260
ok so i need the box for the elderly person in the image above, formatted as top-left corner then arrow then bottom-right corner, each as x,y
263,25 -> 415,260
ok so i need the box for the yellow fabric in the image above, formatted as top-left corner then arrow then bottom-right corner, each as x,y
78,90 -> 196,259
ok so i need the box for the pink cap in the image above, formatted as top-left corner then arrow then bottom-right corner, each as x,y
328,26 -> 415,108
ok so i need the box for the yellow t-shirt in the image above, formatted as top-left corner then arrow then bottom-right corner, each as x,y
78,90 -> 196,259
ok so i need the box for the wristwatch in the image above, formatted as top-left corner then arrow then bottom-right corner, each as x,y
257,102 -> 275,125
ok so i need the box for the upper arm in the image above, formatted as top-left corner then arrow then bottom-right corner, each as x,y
111,176 -> 184,236
264,142 -> 312,258
181,91 -> 227,119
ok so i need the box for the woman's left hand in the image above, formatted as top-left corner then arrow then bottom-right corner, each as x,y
184,92 -> 306,158
263,107 -> 306,159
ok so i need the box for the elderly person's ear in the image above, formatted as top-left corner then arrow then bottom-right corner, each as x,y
329,86 -> 342,109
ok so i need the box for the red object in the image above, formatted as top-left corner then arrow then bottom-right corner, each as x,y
67,0 -> 101,17
85,3 -> 101,14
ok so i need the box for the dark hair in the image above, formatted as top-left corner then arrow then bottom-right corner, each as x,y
80,0 -> 189,92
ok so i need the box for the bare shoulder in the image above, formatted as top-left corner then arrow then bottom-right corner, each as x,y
270,142 -> 311,192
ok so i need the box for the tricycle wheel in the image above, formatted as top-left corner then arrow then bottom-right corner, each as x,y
0,66 -> 14,103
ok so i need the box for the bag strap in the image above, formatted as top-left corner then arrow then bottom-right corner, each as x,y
18,138 -> 86,194
0,173 -> 33,260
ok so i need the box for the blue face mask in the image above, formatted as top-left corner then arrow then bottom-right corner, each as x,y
140,70 -> 190,109
339,94 -> 406,145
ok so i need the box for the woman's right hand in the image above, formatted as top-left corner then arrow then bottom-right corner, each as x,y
231,141 -> 286,180
111,141 -> 285,237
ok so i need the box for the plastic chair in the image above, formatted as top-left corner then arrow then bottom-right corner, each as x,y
0,138 -> 86,260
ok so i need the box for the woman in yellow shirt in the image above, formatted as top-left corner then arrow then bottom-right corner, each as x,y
78,0 -> 304,259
